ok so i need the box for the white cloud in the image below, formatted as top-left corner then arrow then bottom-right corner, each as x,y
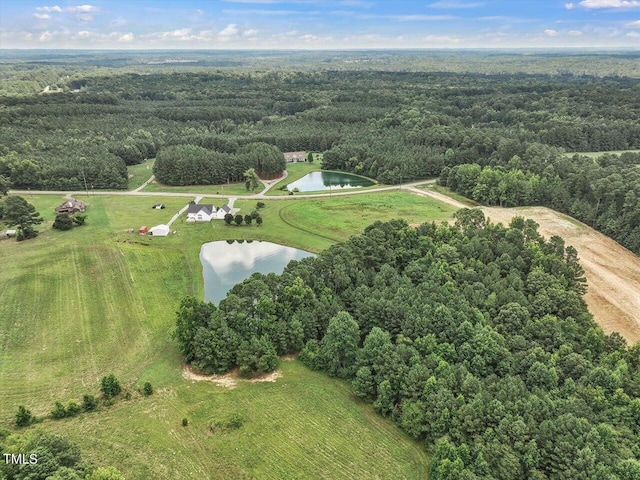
39,31 -> 54,42
577,0 -> 640,8
243,29 -> 259,36
36,6 -> 63,13
568,30 -> 583,35
33,13 -> 51,19
624,20 -> 640,27
429,0 -> 485,8
627,30 -> 640,36
423,34 -> 462,43
299,33 -> 318,41
544,29 -> 559,36
565,2 -> 575,8
68,5 -> 101,13
118,33 -> 134,42
219,24 -> 240,37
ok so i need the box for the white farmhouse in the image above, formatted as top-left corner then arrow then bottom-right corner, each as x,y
187,204 -> 215,222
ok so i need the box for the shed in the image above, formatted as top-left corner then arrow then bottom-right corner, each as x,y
6,230 -> 16,237
149,224 -> 170,237
139,226 -> 148,234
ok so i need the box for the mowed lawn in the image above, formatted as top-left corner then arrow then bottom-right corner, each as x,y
279,191 -> 458,242
0,190 -> 454,478
126,159 -> 155,190
44,360 -> 429,479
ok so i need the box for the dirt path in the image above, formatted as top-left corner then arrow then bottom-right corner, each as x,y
412,188 -> 640,343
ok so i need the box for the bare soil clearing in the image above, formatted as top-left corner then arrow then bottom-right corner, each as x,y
182,365 -> 282,389
412,188 -> 640,343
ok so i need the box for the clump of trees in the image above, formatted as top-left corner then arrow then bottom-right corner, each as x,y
53,213 -> 86,230
0,195 -> 42,240
153,142 -> 285,186
0,430 -> 125,480
175,215 -> 640,478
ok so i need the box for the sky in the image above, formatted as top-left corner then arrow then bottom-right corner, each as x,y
0,0 -> 639,49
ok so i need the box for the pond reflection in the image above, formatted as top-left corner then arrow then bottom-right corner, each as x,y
200,240 -> 315,304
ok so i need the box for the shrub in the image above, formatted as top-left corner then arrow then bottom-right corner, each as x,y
51,401 -> 67,419
143,382 -> 153,396
53,213 -> 73,230
15,405 -> 33,427
100,374 -> 122,399
82,394 -> 98,412
256,201 -> 265,209
182,418 -> 189,427
66,401 -> 81,417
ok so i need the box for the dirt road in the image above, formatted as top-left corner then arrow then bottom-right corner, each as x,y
411,187 -> 640,344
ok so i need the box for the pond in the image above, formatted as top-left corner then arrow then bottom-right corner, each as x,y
286,171 -> 375,192
200,240 -> 316,304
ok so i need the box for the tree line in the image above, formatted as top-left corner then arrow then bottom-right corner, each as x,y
175,215 -> 640,479
441,151 -> 640,255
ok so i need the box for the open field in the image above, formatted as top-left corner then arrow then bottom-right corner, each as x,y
0,191 -> 455,478
126,159 -> 155,191
42,360 -> 429,479
142,179 -> 251,196
279,191 -> 457,242
413,187 -> 640,344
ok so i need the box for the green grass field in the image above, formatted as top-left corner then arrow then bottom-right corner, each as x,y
278,192 -> 457,242
0,190 -> 455,478
42,360 -> 429,479
127,159 -> 155,190
142,180 -> 251,196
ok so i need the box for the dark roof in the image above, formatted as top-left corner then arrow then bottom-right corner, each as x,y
220,205 -> 231,213
188,204 -> 214,215
55,198 -> 85,213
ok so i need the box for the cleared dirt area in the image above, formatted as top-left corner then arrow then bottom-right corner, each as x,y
411,188 -> 640,344
182,365 -> 282,389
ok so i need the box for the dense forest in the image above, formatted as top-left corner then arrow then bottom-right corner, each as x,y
175,214 -> 640,479
1,68 -> 638,190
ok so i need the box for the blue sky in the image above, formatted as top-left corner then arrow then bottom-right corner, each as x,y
0,0 -> 638,49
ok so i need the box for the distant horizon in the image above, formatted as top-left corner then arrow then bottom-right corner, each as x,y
1,46 -> 638,52
1,1 -> 639,49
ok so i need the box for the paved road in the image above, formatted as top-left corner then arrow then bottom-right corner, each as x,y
9,179 -> 436,200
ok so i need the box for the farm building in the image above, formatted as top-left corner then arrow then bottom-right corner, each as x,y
187,204 -> 215,222
284,151 -> 306,163
149,224 -> 170,236
139,226 -> 148,234
55,198 -> 85,214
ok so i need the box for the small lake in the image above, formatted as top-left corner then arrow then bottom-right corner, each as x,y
200,240 -> 316,304
286,171 -> 375,192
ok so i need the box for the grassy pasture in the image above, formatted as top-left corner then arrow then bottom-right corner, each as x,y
0,190 -> 454,478
142,180 -> 251,196
42,360 -> 429,479
126,159 -> 155,190
279,191 -> 457,242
